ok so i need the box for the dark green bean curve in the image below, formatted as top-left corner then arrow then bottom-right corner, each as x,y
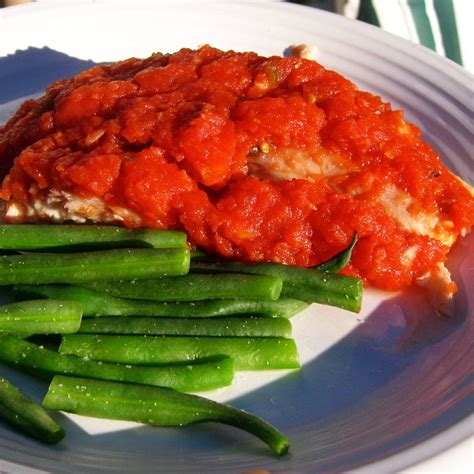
0,335 -> 234,392
280,283 -> 361,313
43,375 -> 289,456
84,273 -> 282,302
0,248 -> 190,286
59,334 -> 300,370
190,261 -> 360,296
190,260 -> 362,312
78,316 -> 292,338
13,284 -> 307,318
313,233 -> 358,273
0,225 -> 187,251
0,374 -> 64,444
0,300 -> 82,336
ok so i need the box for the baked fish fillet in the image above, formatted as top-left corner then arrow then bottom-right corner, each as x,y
1,46 -> 473,313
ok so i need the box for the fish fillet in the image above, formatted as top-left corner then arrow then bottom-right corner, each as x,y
1,46 -> 473,312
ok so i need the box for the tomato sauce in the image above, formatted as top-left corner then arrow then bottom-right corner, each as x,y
1,46 -> 473,291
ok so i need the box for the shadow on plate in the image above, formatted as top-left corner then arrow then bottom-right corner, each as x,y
0,47 -> 99,104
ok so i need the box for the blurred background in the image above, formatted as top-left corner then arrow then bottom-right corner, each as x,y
1,0 -> 471,70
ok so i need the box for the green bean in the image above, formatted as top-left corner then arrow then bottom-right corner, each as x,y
59,334 -> 299,370
0,248 -> 190,286
313,233 -> 358,272
84,273 -> 282,302
0,225 -> 186,251
190,260 -> 362,312
280,283 -> 361,313
78,316 -> 292,338
0,300 -> 82,336
0,374 -> 64,444
190,261 -> 359,297
43,375 -> 289,456
0,335 -> 234,392
14,284 -> 306,318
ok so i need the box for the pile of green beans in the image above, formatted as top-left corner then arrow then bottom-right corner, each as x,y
0,224 -> 362,455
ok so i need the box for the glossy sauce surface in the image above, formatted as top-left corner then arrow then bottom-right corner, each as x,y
1,46 -> 473,290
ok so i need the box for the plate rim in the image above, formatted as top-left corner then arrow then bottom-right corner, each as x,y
0,1 -> 472,472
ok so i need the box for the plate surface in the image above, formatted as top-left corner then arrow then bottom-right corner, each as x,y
0,2 -> 472,472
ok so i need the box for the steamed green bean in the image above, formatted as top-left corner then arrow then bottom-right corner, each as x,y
43,375 -> 289,456
59,334 -> 300,370
78,316 -> 292,338
0,300 -> 82,336
0,248 -> 190,285
0,225 -> 186,251
84,273 -> 283,302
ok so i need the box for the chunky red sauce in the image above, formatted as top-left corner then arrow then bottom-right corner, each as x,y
1,46 -> 473,291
